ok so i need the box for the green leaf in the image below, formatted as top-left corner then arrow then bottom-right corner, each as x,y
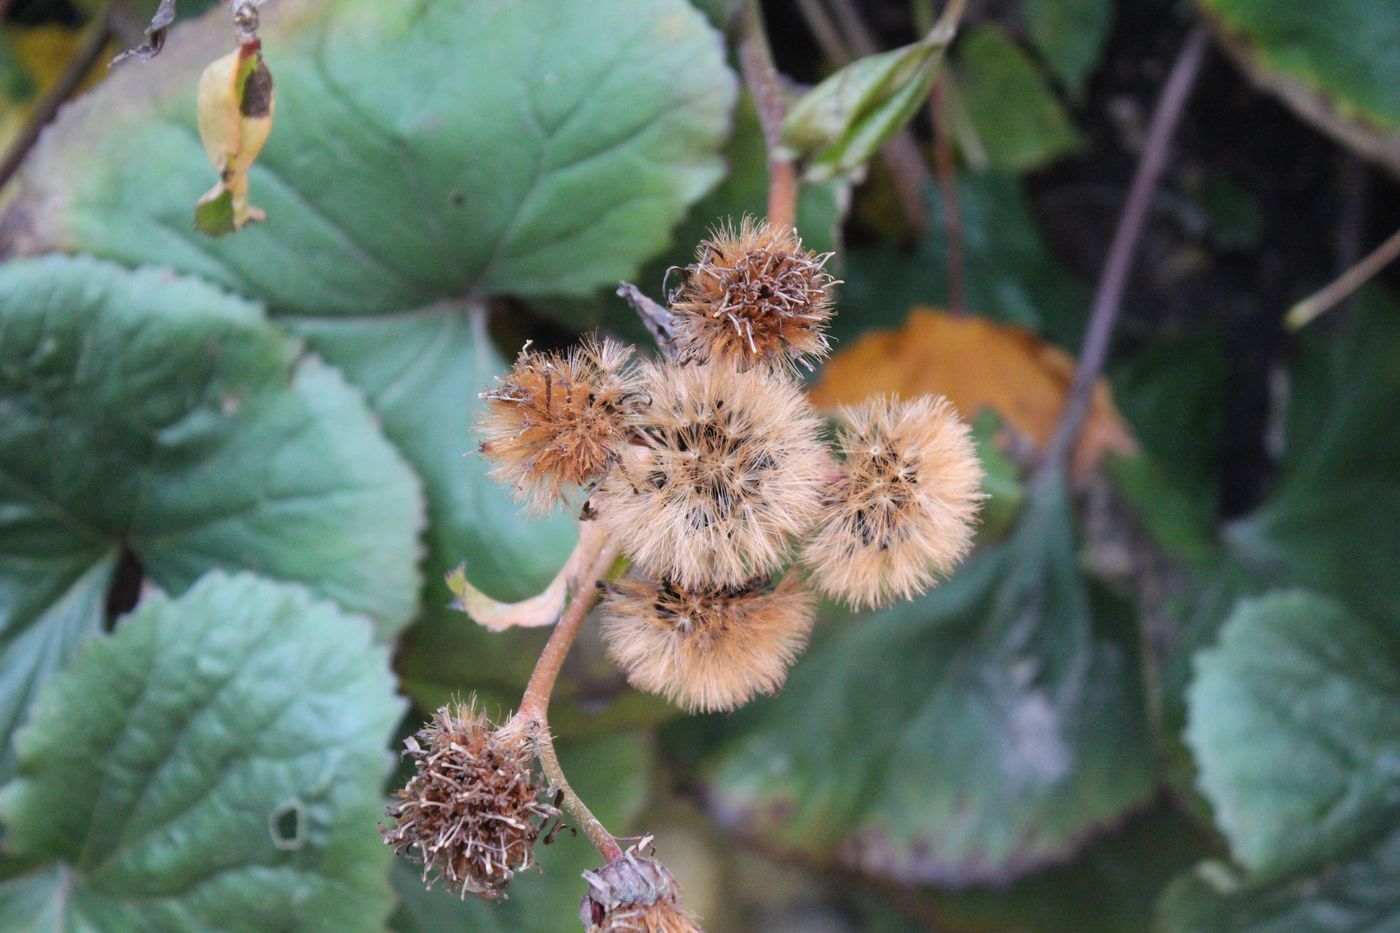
1158,826 -> 1400,932
391,731 -> 652,933
837,175 -> 1090,349
1185,590 -> 1400,881
1228,289 -> 1400,626
1201,0 -> 1400,175
1023,0 -> 1113,100
696,473 -> 1154,884
780,25 -> 952,182
0,256 -> 422,779
952,25 -> 1084,173
0,572 -> 405,931
4,0 -> 737,317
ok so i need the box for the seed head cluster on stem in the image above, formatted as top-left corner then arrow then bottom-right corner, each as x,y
389,214 -> 984,930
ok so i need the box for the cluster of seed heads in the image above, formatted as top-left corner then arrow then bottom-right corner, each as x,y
391,218 -> 984,922
479,217 -> 984,715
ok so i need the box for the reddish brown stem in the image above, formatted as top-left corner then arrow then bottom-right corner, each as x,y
931,76 -> 966,316
1041,25 -> 1211,475
1287,224 -> 1400,330
740,0 -> 800,227
515,529 -> 624,861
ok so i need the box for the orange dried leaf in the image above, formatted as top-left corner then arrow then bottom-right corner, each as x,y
811,307 -> 1136,477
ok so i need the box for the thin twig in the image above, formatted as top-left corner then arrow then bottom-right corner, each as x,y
1041,24 -> 1211,475
1287,225 -> 1400,330
0,9 -> 112,192
739,0 -> 799,227
931,76 -> 966,315
534,728 -> 624,862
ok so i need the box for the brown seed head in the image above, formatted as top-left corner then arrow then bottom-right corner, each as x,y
479,336 -> 642,512
671,217 -> 837,372
803,395 -> 983,609
600,572 -> 816,712
579,844 -> 700,933
595,360 -> 830,588
381,704 -> 559,900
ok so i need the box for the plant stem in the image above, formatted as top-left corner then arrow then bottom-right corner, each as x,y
0,9 -> 111,193
534,727 -> 624,862
931,76 -> 966,316
515,529 -> 624,861
1286,225 -> 1400,330
1040,24 -> 1210,476
740,0 -> 799,227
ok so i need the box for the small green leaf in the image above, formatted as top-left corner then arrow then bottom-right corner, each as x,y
4,0 -> 737,318
953,25 -> 1083,173
0,256 -> 423,780
1023,0 -> 1113,100
1185,590 -> 1400,880
695,473 -> 1154,884
0,572 -> 405,931
780,25 -> 953,182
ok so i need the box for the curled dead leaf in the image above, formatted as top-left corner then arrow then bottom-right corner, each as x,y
810,307 -> 1136,478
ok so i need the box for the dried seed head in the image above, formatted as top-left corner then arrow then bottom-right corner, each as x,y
579,843 -> 700,933
803,395 -> 983,609
670,217 -> 837,372
595,360 -> 830,588
600,572 -> 816,712
381,704 -> 559,900
480,336 -> 642,512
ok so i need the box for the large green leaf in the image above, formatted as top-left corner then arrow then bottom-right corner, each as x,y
391,731 -> 652,933
952,26 -> 1083,173
0,572 -> 405,931
1228,289 -> 1400,626
1185,591 -> 1400,880
1,0 -> 736,318
1158,826 -> 1400,932
0,256 -> 422,779
837,176 -> 1090,349
696,473 -> 1154,885
1199,0 -> 1400,175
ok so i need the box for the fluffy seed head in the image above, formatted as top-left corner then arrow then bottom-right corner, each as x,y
595,360 -> 830,588
479,336 -> 642,512
600,572 -> 816,712
381,704 -> 559,900
803,395 -> 983,609
670,217 -> 837,372
580,844 -> 700,933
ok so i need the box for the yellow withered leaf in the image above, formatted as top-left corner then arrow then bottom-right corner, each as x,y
194,44 -> 274,236
811,307 -> 1137,478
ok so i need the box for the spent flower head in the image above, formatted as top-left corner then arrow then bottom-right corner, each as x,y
600,572 -> 816,712
381,704 -> 559,900
670,217 -> 836,373
804,395 -> 983,608
480,336 -> 642,512
580,842 -> 700,933
595,359 -> 830,589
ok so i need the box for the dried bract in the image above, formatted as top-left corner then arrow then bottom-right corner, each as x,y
670,218 -> 836,372
595,360 -> 829,588
804,395 -> 983,608
600,573 -> 815,712
381,705 -> 558,900
580,844 -> 700,933
480,337 -> 642,512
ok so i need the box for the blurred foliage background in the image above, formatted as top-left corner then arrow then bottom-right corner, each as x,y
0,0 -> 1397,930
